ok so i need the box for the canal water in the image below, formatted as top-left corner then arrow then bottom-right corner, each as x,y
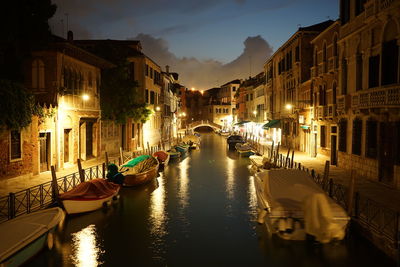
31,133 -> 394,267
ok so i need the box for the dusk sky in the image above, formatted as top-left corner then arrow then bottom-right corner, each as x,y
50,0 -> 338,89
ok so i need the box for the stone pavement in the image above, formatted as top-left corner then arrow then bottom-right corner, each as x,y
273,146 -> 400,213
0,155 -> 119,197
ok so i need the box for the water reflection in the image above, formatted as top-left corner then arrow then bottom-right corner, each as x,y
225,157 -> 235,200
178,157 -> 190,208
248,176 -> 257,219
70,224 -> 103,267
149,173 -> 167,236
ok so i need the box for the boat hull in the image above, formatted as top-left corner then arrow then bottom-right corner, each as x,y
0,208 -> 64,266
124,164 -> 159,187
62,188 -> 120,214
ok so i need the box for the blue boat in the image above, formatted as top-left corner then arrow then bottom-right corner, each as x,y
175,144 -> 189,155
0,207 -> 65,266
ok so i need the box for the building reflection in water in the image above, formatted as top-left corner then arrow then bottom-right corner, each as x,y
248,176 -> 257,218
70,224 -> 103,267
149,172 -> 168,237
178,157 -> 190,208
225,157 -> 235,201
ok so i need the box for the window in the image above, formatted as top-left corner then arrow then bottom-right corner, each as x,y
352,119 -> 362,155
320,125 -> 326,148
88,72 -> 93,88
368,55 -> 380,88
131,123 -> 135,139
341,59 -> 348,94
355,0 -> 366,16
382,39 -> 398,86
150,91 -> 155,104
32,59 -> 45,89
295,46 -> 300,62
232,86 -> 236,91
130,62 -> 135,81
10,130 -> 22,160
145,89 -> 149,103
145,64 -> 149,76
356,54 -> 363,91
366,120 -> 377,158
339,120 -> 347,152
340,0 -> 350,24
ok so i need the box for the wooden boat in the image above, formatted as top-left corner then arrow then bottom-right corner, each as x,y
60,178 -> 120,214
167,149 -> 181,159
254,169 -> 350,242
175,144 -> 189,155
227,135 -> 245,150
182,135 -> 201,150
120,156 -> 159,187
153,150 -> 170,167
0,207 -> 65,266
235,143 -> 255,157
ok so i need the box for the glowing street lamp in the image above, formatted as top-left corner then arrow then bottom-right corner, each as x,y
82,94 -> 90,101
285,104 -> 293,110
253,110 -> 257,116
191,87 -> 195,91
155,106 -> 161,112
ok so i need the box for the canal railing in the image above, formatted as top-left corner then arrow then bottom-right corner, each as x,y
0,141 -> 175,224
247,137 -> 399,261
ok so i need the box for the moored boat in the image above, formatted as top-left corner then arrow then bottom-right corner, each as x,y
235,143 -> 255,157
60,179 -> 120,214
0,207 -> 65,266
153,150 -> 170,167
254,169 -> 350,242
227,135 -> 245,150
167,149 -> 181,159
120,156 -> 159,187
175,144 -> 189,155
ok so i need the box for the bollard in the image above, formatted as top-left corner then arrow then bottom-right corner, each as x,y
77,159 -> 85,183
102,163 -> 106,179
51,165 -> 59,203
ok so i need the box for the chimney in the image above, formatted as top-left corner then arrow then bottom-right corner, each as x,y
67,31 -> 73,42
165,65 -> 170,74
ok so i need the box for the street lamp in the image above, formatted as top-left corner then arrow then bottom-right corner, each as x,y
285,104 -> 292,110
82,94 -> 90,101
253,110 -> 257,115
155,106 -> 161,112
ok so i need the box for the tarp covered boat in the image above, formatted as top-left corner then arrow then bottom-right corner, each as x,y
120,156 -> 159,187
60,179 -> 120,214
153,151 -> 170,167
175,144 -> 189,155
235,143 -> 254,157
254,169 -> 349,242
167,149 -> 181,159
227,135 -> 245,150
0,207 -> 65,266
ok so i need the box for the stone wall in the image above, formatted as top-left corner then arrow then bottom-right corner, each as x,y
338,151 -> 379,181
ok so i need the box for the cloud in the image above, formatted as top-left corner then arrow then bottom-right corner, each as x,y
132,34 -> 273,90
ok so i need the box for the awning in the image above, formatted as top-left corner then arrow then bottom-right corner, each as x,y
234,120 -> 251,126
300,125 -> 310,130
262,120 -> 280,129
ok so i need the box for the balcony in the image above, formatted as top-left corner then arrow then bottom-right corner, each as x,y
327,104 -> 336,118
336,95 -> 351,114
351,85 -> 400,109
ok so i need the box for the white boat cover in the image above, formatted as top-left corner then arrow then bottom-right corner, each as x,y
255,169 -> 348,222
0,207 -> 64,261
249,155 -> 269,167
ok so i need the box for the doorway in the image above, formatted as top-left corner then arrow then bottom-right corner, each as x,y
86,122 -> 93,158
379,122 -> 394,184
121,124 -> 126,150
39,132 -> 50,172
331,135 -> 337,165
64,129 -> 71,163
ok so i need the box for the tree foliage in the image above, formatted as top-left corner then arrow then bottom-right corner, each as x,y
0,79 -> 37,130
101,61 -> 152,124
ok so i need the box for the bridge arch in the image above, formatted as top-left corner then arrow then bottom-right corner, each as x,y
188,120 -> 222,131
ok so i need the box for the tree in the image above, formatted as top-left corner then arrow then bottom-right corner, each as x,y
101,61 -> 151,124
0,80 -> 37,130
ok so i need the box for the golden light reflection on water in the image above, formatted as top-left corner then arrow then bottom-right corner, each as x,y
149,172 -> 167,236
248,176 -> 258,218
226,157 -> 235,200
178,157 -> 190,208
70,224 -> 103,267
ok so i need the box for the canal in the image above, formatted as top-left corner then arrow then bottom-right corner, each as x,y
31,133 -> 395,266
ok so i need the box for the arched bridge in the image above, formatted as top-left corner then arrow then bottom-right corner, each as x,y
188,120 -> 222,131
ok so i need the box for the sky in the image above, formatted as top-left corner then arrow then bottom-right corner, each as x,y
49,0 -> 338,90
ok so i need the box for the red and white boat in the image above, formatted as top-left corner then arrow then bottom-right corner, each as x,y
59,179 -> 120,214
153,150 -> 170,168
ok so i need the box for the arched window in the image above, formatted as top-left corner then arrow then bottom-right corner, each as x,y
356,50 -> 363,91
32,59 -> 45,89
341,58 -> 348,95
88,72 -> 93,87
339,119 -> 347,152
381,20 -> 399,85
352,118 -> 362,155
79,72 -> 83,91
332,81 -> 337,105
